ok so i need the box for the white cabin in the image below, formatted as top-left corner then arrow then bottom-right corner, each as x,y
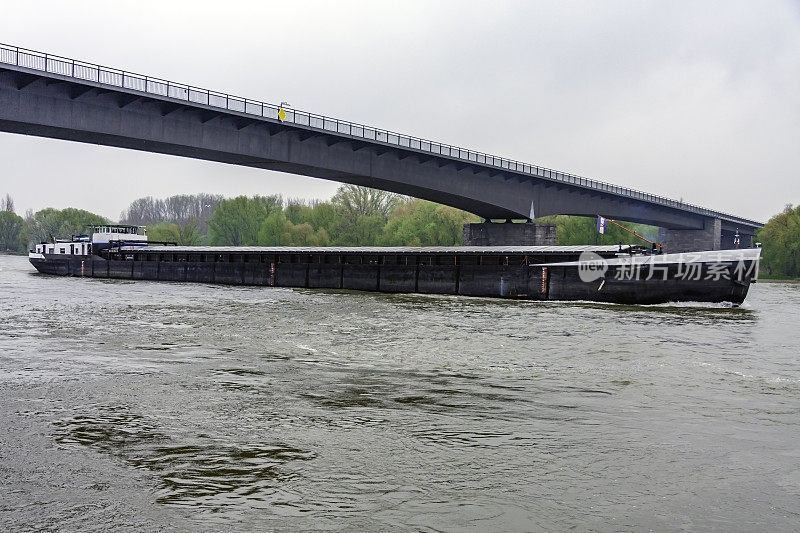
90,225 -> 147,246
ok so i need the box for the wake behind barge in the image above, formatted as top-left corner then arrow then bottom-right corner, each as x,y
29,225 -> 760,305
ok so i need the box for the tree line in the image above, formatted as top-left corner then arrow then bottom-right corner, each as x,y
0,186 -> 478,252
142,186 -> 478,247
757,204 -> 800,277
0,193 -> 108,252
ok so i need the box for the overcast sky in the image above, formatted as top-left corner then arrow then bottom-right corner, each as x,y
1,0 -> 798,223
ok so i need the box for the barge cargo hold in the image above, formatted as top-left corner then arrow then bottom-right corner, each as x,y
29,241 -> 761,305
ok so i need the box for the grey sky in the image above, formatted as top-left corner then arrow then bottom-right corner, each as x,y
1,0 -> 797,223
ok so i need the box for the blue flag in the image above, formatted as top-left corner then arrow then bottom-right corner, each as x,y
596,216 -> 607,234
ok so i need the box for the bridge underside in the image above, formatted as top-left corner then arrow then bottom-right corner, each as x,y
0,65 -> 759,250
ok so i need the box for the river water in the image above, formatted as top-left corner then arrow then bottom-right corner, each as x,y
1,253 -> 798,532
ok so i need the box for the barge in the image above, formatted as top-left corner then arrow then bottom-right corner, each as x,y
29,225 -> 760,305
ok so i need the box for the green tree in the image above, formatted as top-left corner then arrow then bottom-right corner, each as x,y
285,222 -> 330,246
757,204 -> 800,277
380,200 -> 478,246
177,218 -> 202,246
307,202 -> 339,232
24,207 -> 107,245
147,220 -> 201,245
333,213 -> 385,246
258,204 -> 331,246
258,211 -> 290,245
0,211 -> 25,252
284,201 -> 312,225
208,195 -> 282,245
327,185 -> 408,245
147,222 -> 181,244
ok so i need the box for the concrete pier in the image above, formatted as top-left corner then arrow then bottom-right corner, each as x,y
462,223 -> 556,246
658,218 -> 722,252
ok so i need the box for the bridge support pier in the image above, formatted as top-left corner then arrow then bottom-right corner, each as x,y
658,218 -> 722,253
462,223 -> 556,246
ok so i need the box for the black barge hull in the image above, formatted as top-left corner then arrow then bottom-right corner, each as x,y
29,246 -> 759,305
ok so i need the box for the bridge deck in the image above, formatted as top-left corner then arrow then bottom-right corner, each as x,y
0,42 -> 762,232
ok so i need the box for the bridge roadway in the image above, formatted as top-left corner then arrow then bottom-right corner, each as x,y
0,44 -> 762,249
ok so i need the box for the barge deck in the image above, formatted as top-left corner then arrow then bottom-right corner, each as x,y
29,244 -> 761,305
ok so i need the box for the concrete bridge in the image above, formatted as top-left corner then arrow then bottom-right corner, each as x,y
0,43 -> 762,250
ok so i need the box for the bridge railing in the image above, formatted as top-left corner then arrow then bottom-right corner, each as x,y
0,43 -> 760,227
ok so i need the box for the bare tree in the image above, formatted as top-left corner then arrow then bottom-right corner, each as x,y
120,196 -> 164,225
1,194 -> 14,212
120,193 -> 224,234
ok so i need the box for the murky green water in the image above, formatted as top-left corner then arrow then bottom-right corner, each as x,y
1,254 -> 799,531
